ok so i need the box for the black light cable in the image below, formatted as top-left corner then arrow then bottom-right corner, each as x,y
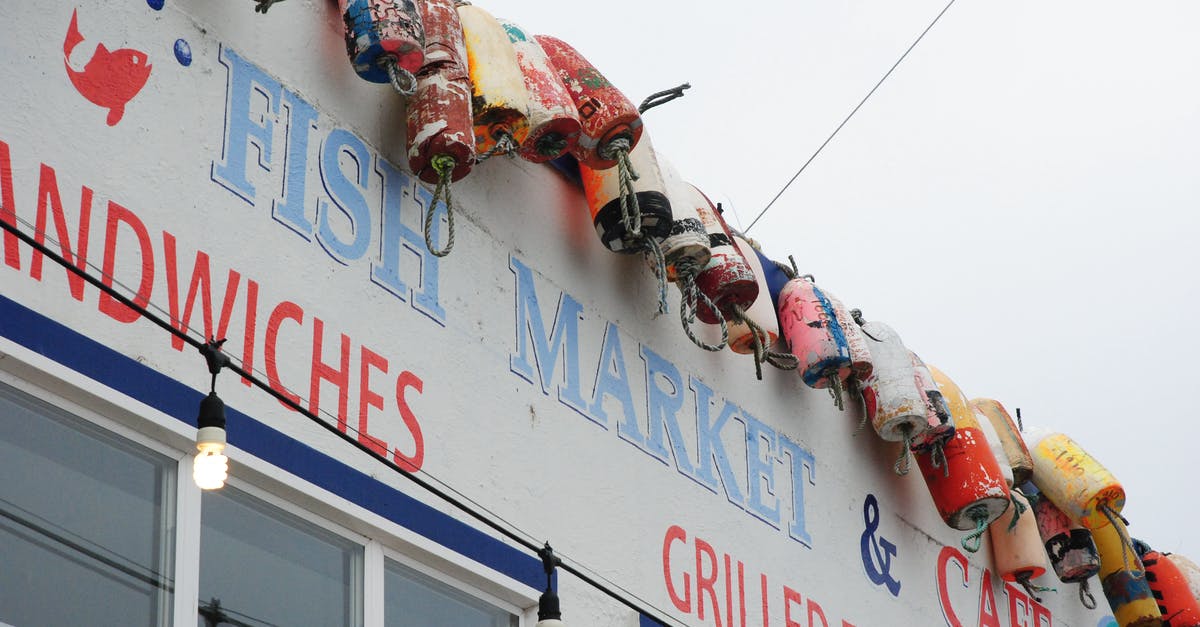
0,213 -> 688,627
745,0 -> 958,233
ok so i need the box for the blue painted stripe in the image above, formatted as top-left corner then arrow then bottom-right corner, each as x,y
0,294 -> 542,591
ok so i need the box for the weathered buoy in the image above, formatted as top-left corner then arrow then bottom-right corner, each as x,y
691,194 -> 757,326
989,490 -> 1050,597
578,131 -> 672,254
1026,427 -> 1126,530
1025,482 -> 1102,608
457,4 -> 529,158
914,366 -> 1009,552
338,0 -> 424,94
909,352 -> 955,454
498,20 -> 580,162
855,316 -> 929,464
1141,550 -> 1200,626
972,398 -> 1034,487
657,158 -> 711,282
977,411 -> 1014,488
778,277 -> 851,388
728,234 -> 779,355
1093,518 -> 1163,627
535,35 -> 643,170
406,0 -> 473,256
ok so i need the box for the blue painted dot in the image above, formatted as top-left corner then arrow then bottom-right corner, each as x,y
174,39 -> 192,66
147,0 -> 165,9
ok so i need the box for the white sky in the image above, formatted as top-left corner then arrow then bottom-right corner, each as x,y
483,0 -> 1200,559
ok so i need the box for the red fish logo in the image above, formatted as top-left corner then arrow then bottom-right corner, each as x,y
63,9 -> 152,126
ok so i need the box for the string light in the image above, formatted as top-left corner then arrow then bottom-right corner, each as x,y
194,340 -> 231,490
536,543 -> 565,627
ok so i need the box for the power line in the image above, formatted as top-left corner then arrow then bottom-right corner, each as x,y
745,0 -> 958,233
0,212 -> 688,627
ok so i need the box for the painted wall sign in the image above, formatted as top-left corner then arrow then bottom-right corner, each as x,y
0,2 -> 1123,625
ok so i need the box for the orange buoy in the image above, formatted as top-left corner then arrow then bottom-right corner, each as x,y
535,35 -> 642,170
1026,427 -> 1126,530
728,234 -> 779,355
909,352 -> 955,454
855,317 -> 929,468
498,20 -> 581,162
989,490 -> 1050,595
457,4 -> 530,157
1142,550 -> 1200,626
1093,518 -> 1163,627
578,131 -> 672,254
338,0 -> 424,93
405,0 -> 473,256
657,158 -> 711,281
914,367 -> 1009,552
971,398 -> 1033,486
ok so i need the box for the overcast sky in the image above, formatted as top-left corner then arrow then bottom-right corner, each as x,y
482,0 -> 1200,559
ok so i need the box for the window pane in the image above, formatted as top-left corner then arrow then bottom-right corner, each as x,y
384,560 -> 517,627
198,487 -> 363,627
0,383 -> 176,626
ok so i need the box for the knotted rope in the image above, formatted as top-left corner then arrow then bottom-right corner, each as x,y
1007,490 -> 1027,532
894,426 -> 914,476
383,57 -> 417,97
961,506 -> 990,553
929,441 -> 949,478
476,132 -> 519,162
1016,572 -> 1055,603
1101,503 -> 1133,573
731,304 -> 797,380
423,155 -> 457,257
1078,579 -> 1097,610
642,236 -> 669,315
675,258 -> 727,352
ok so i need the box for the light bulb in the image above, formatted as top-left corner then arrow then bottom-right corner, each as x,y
194,442 -> 228,490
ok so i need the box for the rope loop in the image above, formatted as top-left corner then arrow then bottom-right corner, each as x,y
1006,491 -> 1027,532
894,428 -> 914,476
476,132 -> 518,162
423,155 -> 457,257
1016,573 -> 1055,603
1101,504 -> 1132,572
383,57 -> 417,97
930,441 -> 949,478
643,236 -> 669,315
675,259 -> 727,352
536,134 -> 570,157
961,514 -> 987,553
1078,579 -> 1097,610
600,138 -> 642,240
732,304 -> 797,380
828,376 -> 845,412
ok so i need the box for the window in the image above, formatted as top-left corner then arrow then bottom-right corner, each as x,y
197,486 -> 364,626
384,559 -> 518,627
0,383 -> 176,626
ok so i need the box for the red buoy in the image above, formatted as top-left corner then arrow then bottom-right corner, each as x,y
1142,551 -> 1200,626
406,0 -> 473,184
499,20 -> 581,162
535,35 -> 643,170
691,192 -> 756,326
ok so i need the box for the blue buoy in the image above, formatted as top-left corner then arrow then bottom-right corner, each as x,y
147,0 -> 165,9
174,39 -> 192,66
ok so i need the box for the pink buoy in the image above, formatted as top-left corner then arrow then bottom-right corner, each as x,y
778,277 -> 851,391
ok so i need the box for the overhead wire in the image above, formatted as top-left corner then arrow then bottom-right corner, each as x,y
745,0 -> 959,233
0,211 -> 689,627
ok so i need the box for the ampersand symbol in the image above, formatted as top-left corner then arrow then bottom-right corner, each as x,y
860,494 -> 901,596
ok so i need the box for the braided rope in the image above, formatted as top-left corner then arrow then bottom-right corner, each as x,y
930,441 -> 949,478
383,57 -> 417,97
894,427 -> 914,476
476,132 -> 518,162
732,304 -> 797,380
423,155 -> 456,257
828,376 -> 845,411
961,511 -> 988,553
643,236 -> 669,315
1006,490 -> 1027,532
675,259 -> 727,352
1016,572 -> 1055,602
1101,504 -> 1132,573
600,138 -> 642,241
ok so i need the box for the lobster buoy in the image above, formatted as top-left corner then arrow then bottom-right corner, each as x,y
498,20 -> 581,163
989,490 -> 1050,597
778,277 -> 852,395
728,235 -> 779,355
856,317 -> 928,451
1025,482 -> 1102,608
1168,554 -> 1200,606
691,194 -> 757,327
755,249 -> 792,324
971,398 -> 1034,487
406,0 -> 473,256
657,158 -> 711,281
1026,427 -> 1126,530
457,4 -> 530,157
535,35 -> 643,170
828,296 -> 871,383
1093,518 -> 1163,627
909,352 -> 955,454
338,0 -> 424,93
1141,550 -> 1200,626
578,131 -> 672,254
914,367 -> 1009,553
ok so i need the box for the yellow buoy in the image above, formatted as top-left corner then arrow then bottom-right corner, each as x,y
1092,518 -> 1162,627
456,4 -> 530,156
1026,428 -> 1125,530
